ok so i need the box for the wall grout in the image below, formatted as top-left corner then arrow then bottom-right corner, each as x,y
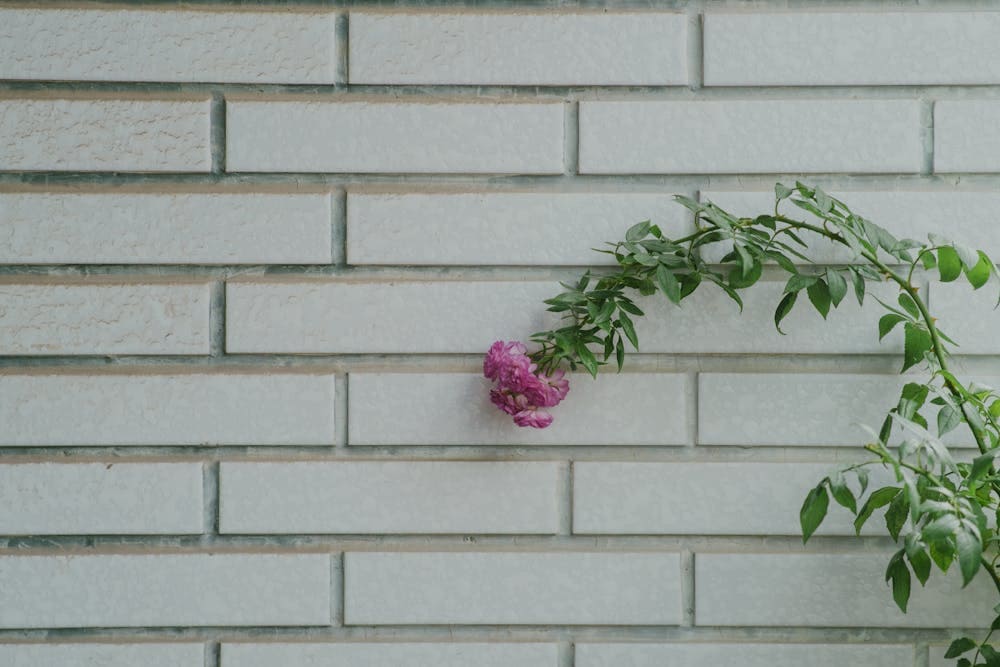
564,100 -> 579,175
332,189 -> 347,267
210,92 -> 226,175
680,550 -> 695,627
336,11 -> 350,86
558,641 -> 575,667
202,461 -> 221,537
205,641 -> 220,667
209,281 -> 226,357
558,461 -> 573,536
334,373 -> 349,448
922,98 -> 936,176
686,11 -> 704,91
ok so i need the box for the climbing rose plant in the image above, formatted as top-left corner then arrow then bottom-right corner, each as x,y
484,183 -> 1000,665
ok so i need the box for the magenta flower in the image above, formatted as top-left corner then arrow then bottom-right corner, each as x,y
483,340 -> 569,428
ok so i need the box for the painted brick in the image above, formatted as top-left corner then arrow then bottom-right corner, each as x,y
0,463 -> 202,535
0,282 -> 209,355
0,373 -> 335,446
936,101 -> 1000,173
223,643 -> 558,667
226,279 -> 893,355
220,461 -> 560,534
344,552 -> 681,625
579,100 -> 922,174
705,13 -> 1000,85
0,644 -> 204,667
348,373 -> 689,446
698,373 -> 988,447
346,191 -> 687,265
0,98 -> 210,172
696,553 -> 996,627
0,554 -> 330,628
573,462 -> 891,535
577,643 -> 912,667
0,192 -> 333,264
931,281 -> 1000,355
701,190 -> 1000,264
349,12 -> 686,85
0,9 -> 337,84
226,101 -> 564,174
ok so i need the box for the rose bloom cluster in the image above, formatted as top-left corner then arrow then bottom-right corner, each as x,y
483,341 -> 569,428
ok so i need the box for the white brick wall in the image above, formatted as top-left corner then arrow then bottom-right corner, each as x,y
3,5 -> 999,665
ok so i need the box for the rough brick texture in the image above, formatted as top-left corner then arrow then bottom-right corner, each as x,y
3,5 -> 999,666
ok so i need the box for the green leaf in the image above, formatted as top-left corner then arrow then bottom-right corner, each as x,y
829,473 -> 857,514
625,220 -> 651,242
885,550 -> 911,612
956,243 -> 981,270
879,313 -> 907,341
826,269 -> 848,307
907,545 -> 932,585
617,312 -> 638,351
800,483 -> 829,543
902,323 -> 933,372
728,257 -> 762,289
885,491 -> 909,541
930,538 -> 955,573
937,404 -> 963,437
850,268 -> 866,305
815,187 -> 833,213
576,343 -> 599,378
966,250 -> 992,289
774,291 -> 798,335
944,638 -> 978,659
938,246 -> 963,282
898,292 -> 920,318
617,299 -> 644,316
775,183 -> 793,200
784,273 -> 818,293
806,279 -> 832,319
615,337 -> 625,371
956,528 -> 983,587
854,486 -> 900,535
655,264 -> 682,305
923,514 -> 961,541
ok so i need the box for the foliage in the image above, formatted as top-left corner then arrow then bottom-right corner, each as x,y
525,182 -> 1000,663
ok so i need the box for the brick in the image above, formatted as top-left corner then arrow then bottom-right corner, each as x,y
348,373 -> 689,446
701,190 -> 1000,264
705,13 -> 1000,85
344,552 -> 681,625
0,644 -> 204,667
0,282 -> 209,355
577,643 -> 912,667
698,373 -> 988,447
226,279 -> 893,355
220,461 -> 560,534
0,192 -> 332,264
223,643 -> 557,667
0,8 -> 337,84
346,191 -> 687,265
579,100 -> 922,174
696,553 -> 996,627
0,554 -> 330,628
226,100 -> 563,174
573,462 -> 892,536
0,463 -> 202,535
0,98 -> 210,172
349,12 -> 685,85
0,373 -> 335,446
937,102 -> 1000,173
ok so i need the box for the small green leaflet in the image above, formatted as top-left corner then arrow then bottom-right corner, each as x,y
902,323 -> 933,372
774,291 -> 797,335
800,482 -> 829,543
938,246 -> 963,282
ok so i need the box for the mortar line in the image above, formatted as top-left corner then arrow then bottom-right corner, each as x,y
558,461 -> 573,536
687,370 -> 699,448
202,461 -> 220,537
564,100 -> 579,175
334,373 -> 349,449
206,641 -> 220,667
335,11 -> 350,86
210,92 -> 226,175
559,641 -> 575,667
680,549 -> 695,626
914,642 -> 930,667
209,280 -> 226,357
921,98 -> 935,176
332,552 -> 345,626
686,11 -> 704,91
332,188 -> 347,266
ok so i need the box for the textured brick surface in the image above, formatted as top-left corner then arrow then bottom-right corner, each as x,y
935,102 -> 1000,173
223,643 -> 558,667
346,191 -> 686,265
220,461 -> 560,534
227,101 -> 564,174
0,282 -> 209,355
0,463 -> 202,535
0,192 -> 333,264
0,98 -> 211,172
705,13 -> 1000,85
0,644 -> 205,667
577,643 -> 913,667
696,553 -> 997,627
349,12 -> 686,85
345,552 -> 681,625
0,373 -> 336,446
0,554 -> 331,628
348,373 -> 690,446
0,8 -> 338,84
579,100 -> 923,174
